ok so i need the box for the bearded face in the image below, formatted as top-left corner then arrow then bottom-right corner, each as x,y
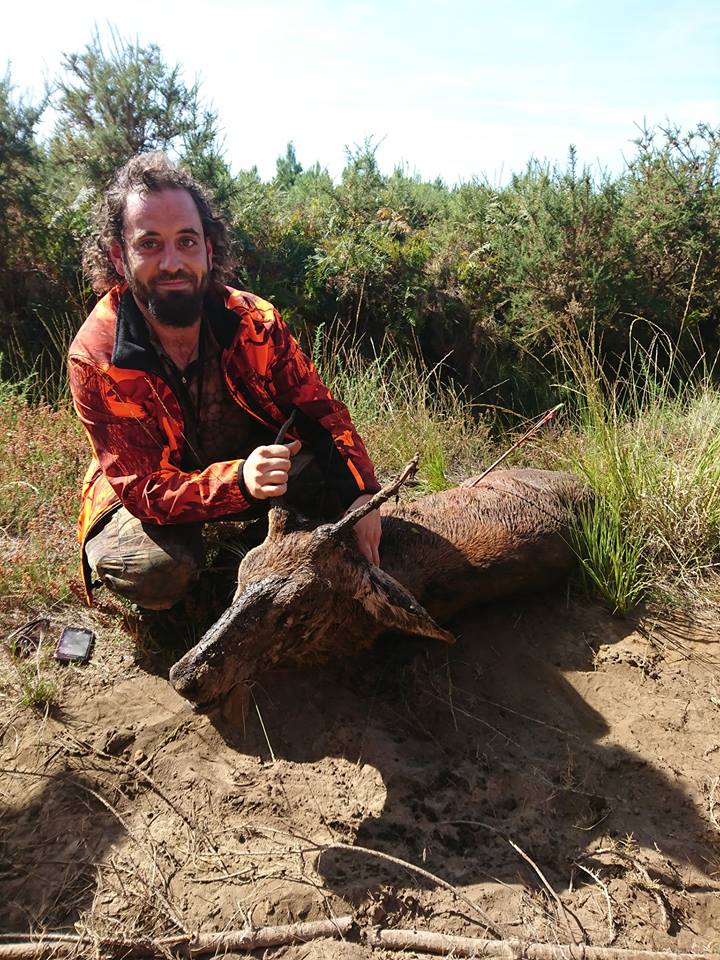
111,187 -> 213,328
125,264 -> 209,328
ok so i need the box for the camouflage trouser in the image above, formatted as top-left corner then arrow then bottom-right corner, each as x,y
84,451 -> 345,610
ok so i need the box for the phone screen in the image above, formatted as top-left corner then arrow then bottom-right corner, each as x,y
56,628 -> 94,662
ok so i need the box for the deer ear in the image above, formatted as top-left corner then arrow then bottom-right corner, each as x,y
355,565 -> 454,644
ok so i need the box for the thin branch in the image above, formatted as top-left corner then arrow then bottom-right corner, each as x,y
574,860 -> 616,945
365,926 -> 720,960
267,830 -> 506,939
0,917 -> 354,959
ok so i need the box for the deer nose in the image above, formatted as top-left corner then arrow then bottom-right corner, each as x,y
169,576 -> 283,705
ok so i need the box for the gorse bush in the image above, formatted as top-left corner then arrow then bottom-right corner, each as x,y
3,30 -> 720,415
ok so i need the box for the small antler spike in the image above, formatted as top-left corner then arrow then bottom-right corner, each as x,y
321,455 -> 419,540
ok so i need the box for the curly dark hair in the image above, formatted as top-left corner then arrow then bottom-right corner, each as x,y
83,152 -> 235,295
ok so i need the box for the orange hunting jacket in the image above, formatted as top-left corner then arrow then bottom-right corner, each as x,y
68,285 -> 380,597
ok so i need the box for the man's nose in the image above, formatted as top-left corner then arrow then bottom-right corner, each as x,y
159,246 -> 182,272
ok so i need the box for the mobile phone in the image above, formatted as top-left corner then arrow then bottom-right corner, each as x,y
54,627 -> 95,664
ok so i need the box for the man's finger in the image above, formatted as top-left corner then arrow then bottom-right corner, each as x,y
264,483 -> 288,497
257,457 -> 291,473
263,444 -> 296,458
259,469 -> 290,485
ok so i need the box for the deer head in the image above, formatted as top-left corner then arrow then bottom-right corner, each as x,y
169,459 -> 453,708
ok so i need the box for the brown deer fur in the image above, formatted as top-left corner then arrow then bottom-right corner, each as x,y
169,468 -> 586,708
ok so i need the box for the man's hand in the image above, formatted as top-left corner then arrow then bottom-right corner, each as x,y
346,494 -> 382,565
242,440 -> 302,499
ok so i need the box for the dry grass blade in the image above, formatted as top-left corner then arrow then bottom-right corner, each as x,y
709,776 -> 720,831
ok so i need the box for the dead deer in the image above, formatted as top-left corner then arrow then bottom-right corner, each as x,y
169,463 -> 587,709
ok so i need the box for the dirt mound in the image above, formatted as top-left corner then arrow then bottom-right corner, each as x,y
2,593 -> 720,955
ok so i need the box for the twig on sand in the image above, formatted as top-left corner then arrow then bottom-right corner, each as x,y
3,922 -> 720,960
259,827 -> 506,939
363,927 -> 720,960
0,917 -> 354,959
590,847 -> 674,934
709,775 -> 720,831
252,690 -> 277,763
442,819 -> 584,944
574,860 -> 616,945
505,835 -> 582,945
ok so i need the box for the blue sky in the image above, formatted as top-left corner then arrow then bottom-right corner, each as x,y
2,0 -> 719,184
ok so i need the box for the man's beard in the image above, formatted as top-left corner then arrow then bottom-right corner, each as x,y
128,270 -> 208,328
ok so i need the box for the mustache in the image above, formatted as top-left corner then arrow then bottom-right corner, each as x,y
153,271 -> 196,284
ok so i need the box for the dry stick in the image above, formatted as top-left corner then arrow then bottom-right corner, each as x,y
313,840 -> 505,939
0,917 -> 354,960
709,775 -> 720,831
3,926 -> 720,960
188,916 -> 353,954
251,690 -> 277,763
573,861 -> 616,946
589,848 -> 672,935
506,836 -> 581,946
441,820 -> 582,945
364,927 -> 720,960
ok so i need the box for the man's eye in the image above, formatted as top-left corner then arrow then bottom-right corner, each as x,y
180,237 -> 197,247
140,240 -> 158,250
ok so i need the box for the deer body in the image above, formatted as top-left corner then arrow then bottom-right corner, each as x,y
170,468 -> 586,708
379,469 -> 581,622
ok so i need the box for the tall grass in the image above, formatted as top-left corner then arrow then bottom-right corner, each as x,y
312,325 -> 492,490
554,317 -> 720,613
0,373 -> 86,613
3,311 -> 720,624
6,312 -> 78,407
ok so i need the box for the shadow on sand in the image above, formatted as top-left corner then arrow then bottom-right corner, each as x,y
0,769 -> 125,932
208,590 -> 718,910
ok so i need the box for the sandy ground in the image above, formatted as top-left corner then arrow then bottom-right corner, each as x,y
2,589 -> 720,957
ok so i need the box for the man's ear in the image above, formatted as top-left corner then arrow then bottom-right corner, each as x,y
206,238 -> 213,270
109,240 -> 126,278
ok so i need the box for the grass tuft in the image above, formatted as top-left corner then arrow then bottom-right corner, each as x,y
552,317 -> 720,612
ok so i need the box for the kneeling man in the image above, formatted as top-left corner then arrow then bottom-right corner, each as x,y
69,152 -> 381,610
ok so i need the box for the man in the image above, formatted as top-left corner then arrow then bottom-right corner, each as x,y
69,152 -> 381,611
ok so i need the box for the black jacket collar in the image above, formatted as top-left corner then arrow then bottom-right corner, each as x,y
111,287 -> 240,370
